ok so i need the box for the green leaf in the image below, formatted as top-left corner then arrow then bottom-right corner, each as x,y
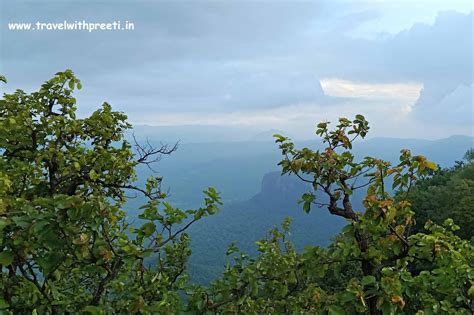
328,305 -> 345,315
303,202 -> 311,213
0,218 -> 9,232
88,169 -> 98,180
362,275 -> 376,286
38,253 -> 62,274
73,161 -> 81,171
273,134 -> 287,143
84,305 -> 104,315
0,298 -> 8,309
468,284 -> 474,297
0,251 -> 14,266
141,222 -> 156,237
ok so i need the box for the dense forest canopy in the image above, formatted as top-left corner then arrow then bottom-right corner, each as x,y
405,150 -> 474,241
0,71 -> 472,314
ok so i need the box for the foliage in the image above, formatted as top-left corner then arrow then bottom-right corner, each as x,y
1,72 -> 472,314
406,151 -> 474,240
0,71 -> 220,314
192,116 -> 473,314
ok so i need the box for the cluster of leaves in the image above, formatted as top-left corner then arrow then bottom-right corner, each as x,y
0,71 -> 220,314
193,116 -> 473,314
189,219 -> 473,314
405,150 -> 474,240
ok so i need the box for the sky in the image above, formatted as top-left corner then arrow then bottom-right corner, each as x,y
0,0 -> 473,140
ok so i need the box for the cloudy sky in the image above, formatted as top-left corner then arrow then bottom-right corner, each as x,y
0,0 -> 472,140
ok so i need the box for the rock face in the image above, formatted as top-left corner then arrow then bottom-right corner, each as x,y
251,170 -> 367,213
187,170 -> 347,284
253,171 -> 308,203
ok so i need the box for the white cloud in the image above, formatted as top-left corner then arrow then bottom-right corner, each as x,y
129,98 -> 415,139
320,79 -> 422,102
347,0 -> 473,39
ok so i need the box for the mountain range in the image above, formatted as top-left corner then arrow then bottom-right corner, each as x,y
125,132 -> 473,283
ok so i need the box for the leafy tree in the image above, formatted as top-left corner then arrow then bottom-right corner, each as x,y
191,116 -> 473,314
406,151 -> 474,240
0,71 -> 220,314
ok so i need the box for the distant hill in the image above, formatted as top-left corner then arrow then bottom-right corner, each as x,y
251,129 -> 288,142
129,135 -> 473,209
186,171 -> 348,283
130,124 -> 265,144
359,135 -> 473,165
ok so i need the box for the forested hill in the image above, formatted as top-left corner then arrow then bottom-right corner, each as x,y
186,171 -> 349,283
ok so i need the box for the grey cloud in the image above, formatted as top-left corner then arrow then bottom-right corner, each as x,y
1,1 -> 331,113
312,11 -> 472,84
0,1 -> 472,131
413,82 -> 473,125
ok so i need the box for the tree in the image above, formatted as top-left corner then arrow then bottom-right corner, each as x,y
406,151 -> 474,240
191,116 -> 473,314
0,70 -> 220,314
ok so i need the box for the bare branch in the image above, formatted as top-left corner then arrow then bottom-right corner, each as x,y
132,133 -> 178,172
